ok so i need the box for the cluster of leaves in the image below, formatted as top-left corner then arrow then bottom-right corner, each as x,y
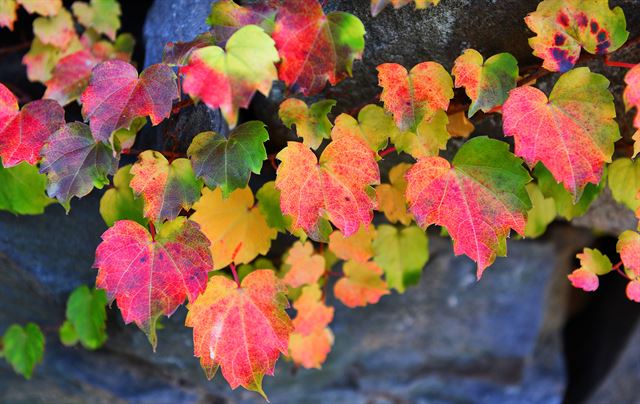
1,0 -> 640,399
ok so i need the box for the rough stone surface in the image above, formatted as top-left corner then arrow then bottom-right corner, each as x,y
0,188 -> 593,402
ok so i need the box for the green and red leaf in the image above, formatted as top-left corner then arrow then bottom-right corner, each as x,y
377,61 -> 453,131
276,130 -> 380,240
207,0 -> 276,45
81,60 -> 179,142
334,260 -> 389,308
272,0 -> 365,95
525,0 -> 628,72
40,122 -> 117,207
44,50 -> 100,106
180,25 -> 279,128
186,270 -> 292,398
623,64 -> 640,150
405,136 -> 531,278
94,218 -> 212,348
279,98 -> 336,150
0,83 -> 65,167
502,67 -> 619,199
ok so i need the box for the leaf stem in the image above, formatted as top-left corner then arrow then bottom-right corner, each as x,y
612,261 -> 629,280
604,56 -> 637,69
378,146 -> 396,157
229,243 -> 243,287
148,222 -> 156,241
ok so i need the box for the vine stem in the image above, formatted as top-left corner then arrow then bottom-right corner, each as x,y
148,222 -> 156,241
121,149 -> 185,160
230,243 -> 243,287
604,55 -> 637,69
612,261 -> 629,280
378,146 -> 396,157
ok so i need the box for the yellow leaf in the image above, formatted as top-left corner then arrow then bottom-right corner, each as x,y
289,328 -> 334,369
328,224 -> 376,262
375,163 -> 413,225
447,111 -> 475,138
191,187 -> 277,270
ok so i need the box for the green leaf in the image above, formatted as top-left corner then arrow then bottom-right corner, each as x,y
256,181 -> 289,232
534,163 -> 604,220
0,161 -> 53,215
333,104 -> 399,152
372,225 -> 428,292
393,110 -> 450,158
279,98 -> 336,150
2,323 -> 44,379
608,158 -> 640,211
99,165 -> 147,227
188,121 -> 269,197
62,286 -> 108,350
59,320 -> 79,347
72,0 -> 121,40
524,183 -> 556,238
577,247 -> 613,275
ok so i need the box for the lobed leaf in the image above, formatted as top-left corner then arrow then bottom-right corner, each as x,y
276,131 -> 380,240
44,50 -> 100,106
524,183 -> 556,238
180,25 -> 279,128
188,121 -> 269,197
186,270 -> 292,398
503,67 -> 619,199
0,161 -> 52,215
256,181 -> 289,232
207,0 -> 276,45
40,122 -> 117,208
99,164 -> 147,227
377,61 -> 453,131
405,136 -> 531,278
272,0 -> 365,95
2,323 -> 44,379
61,286 -> 108,350
332,104 -> 398,152
130,151 -> 201,223
94,218 -> 212,348
334,260 -> 389,308
191,187 -> 277,270
282,241 -> 325,288
375,163 -> 413,225
0,83 -> 65,167
525,0 -> 628,72
392,109 -> 450,158
623,64 -> 640,155
72,0 -> 121,40
608,158 -> 640,212
289,328 -> 334,370
617,230 -> 640,278
279,98 -> 336,150
291,284 -> 334,335
328,225 -> 375,264
452,49 -> 518,117
33,8 -> 76,49
81,60 -> 178,142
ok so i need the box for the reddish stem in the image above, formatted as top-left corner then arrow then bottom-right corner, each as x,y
604,56 -> 637,69
268,154 -> 279,171
122,149 -> 185,160
612,261 -> 629,280
378,146 -> 396,158
229,243 -> 243,287
172,98 -> 194,114
148,222 -> 156,241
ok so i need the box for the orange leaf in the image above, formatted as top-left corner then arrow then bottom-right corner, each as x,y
282,241 -> 325,288
334,261 -> 389,308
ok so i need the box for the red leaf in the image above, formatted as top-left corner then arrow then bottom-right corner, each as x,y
0,83 -> 65,167
44,50 -> 100,106
276,130 -> 380,239
272,0 -> 365,95
567,268 -> 599,292
81,60 -> 179,142
186,270 -> 292,398
94,218 -> 212,348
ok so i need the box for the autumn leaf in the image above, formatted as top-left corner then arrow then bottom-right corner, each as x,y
405,136 -> 531,278
72,0 -> 121,40
81,60 -> 178,142
162,33 -> 216,66
0,0 -> 62,29
0,0 -> 16,29
60,285 -> 108,350
332,104 -> 399,152
328,225 -> 375,263
375,163 -> 413,225
207,0 -> 276,45
291,284 -> 334,335
618,231 -> 640,278
2,323 -> 44,379
23,36 -> 83,83
503,67 -> 619,199
180,25 -> 279,128
99,164 -> 147,227
608,158 -> 640,212
377,61 -> 453,131
446,111 -> 475,138
0,83 -> 64,167
0,161 -> 53,215
279,98 -> 336,150
452,49 -> 518,117
289,328 -> 334,369
44,50 -> 100,106
282,241 -> 325,288
533,163 -> 604,220
188,121 -> 269,197
392,109 -> 450,158
129,151 -> 201,222
373,224 -> 428,292
272,0 -> 365,95
623,64 -> 640,155
524,183 -> 556,238
371,0 -> 439,17
334,260 -> 389,308
40,122 -> 117,208
191,187 -> 277,270
567,248 -> 612,292
94,218 -> 212,348
186,270 -> 293,398
525,0 -> 628,72
256,181 -> 289,232
276,130 -> 380,240
33,8 -> 76,49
